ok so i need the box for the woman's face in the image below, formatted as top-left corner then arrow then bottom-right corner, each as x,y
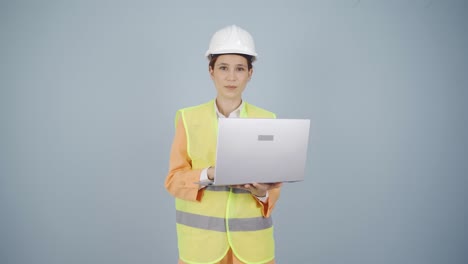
209,54 -> 252,101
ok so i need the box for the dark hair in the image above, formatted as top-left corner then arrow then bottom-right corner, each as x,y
209,53 -> 254,70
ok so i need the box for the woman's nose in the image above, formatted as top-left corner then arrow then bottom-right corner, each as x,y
227,70 -> 236,81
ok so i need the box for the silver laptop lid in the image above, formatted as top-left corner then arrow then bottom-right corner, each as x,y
213,118 -> 310,185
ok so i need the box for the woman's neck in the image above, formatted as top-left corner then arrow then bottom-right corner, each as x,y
215,97 -> 242,117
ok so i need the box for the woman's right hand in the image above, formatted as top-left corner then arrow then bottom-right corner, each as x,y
207,166 -> 215,181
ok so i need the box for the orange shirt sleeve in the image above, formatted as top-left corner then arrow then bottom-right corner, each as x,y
165,118 -> 205,201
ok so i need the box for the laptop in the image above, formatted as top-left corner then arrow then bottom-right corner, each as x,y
200,118 -> 310,186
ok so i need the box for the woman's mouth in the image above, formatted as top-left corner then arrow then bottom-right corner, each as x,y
225,85 -> 237,89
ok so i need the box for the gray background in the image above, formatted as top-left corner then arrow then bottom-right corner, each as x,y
1,0 -> 467,263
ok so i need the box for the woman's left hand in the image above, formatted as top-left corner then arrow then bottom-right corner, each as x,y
233,182 -> 282,197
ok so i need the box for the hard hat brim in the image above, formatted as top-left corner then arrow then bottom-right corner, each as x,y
205,50 -> 258,61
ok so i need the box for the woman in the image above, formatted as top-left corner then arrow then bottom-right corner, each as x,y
165,25 -> 282,264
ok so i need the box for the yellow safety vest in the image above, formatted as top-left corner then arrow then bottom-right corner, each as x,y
174,100 -> 276,264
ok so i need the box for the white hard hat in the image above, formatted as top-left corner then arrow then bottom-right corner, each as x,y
205,25 -> 258,61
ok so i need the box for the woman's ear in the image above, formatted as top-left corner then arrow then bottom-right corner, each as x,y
248,68 -> 253,81
209,66 -> 214,80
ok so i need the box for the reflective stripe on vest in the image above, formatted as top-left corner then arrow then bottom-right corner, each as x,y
206,185 -> 251,194
175,100 -> 276,264
176,210 -> 273,232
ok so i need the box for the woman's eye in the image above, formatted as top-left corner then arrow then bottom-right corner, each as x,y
219,66 -> 228,71
236,67 -> 245,71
